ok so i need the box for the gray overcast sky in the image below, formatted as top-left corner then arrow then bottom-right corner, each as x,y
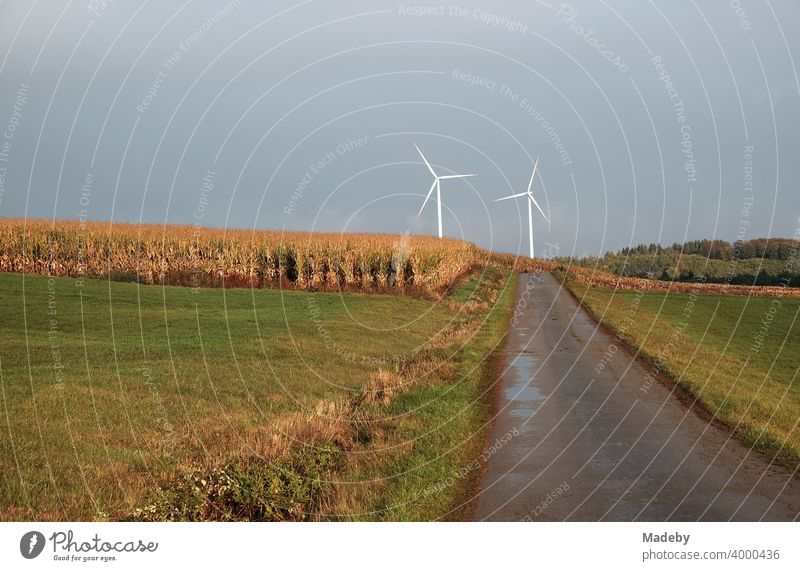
0,0 -> 798,258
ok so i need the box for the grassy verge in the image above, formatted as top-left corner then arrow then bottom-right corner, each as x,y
0,267 -> 515,520
559,273 -> 800,470
325,267 -> 517,520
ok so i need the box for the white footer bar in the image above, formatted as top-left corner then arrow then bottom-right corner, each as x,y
1,522 -> 797,570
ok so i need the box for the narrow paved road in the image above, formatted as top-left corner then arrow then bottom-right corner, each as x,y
471,272 -> 800,521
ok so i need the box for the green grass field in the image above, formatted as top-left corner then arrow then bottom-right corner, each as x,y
563,276 -> 800,469
0,269 -> 514,520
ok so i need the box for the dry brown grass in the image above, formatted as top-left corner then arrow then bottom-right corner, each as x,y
230,401 -> 359,461
360,370 -> 405,406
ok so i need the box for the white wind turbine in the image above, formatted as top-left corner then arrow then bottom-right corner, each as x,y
495,156 -> 549,258
414,143 -> 478,238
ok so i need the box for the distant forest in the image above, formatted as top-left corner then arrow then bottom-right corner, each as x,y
556,238 -> 800,286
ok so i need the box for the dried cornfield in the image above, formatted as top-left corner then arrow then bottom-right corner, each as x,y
0,219 -> 484,292
3,218 -> 794,298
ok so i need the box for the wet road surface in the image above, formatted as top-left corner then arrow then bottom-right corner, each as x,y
471,273 -> 800,521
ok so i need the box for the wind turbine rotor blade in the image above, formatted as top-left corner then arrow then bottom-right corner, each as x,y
414,143 -> 437,177
438,174 -> 479,180
527,155 -> 540,194
417,179 -> 438,217
494,191 -> 529,202
528,193 -> 549,223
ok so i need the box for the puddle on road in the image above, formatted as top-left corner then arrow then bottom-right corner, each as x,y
505,385 -> 545,401
503,354 -> 546,404
510,408 -> 536,417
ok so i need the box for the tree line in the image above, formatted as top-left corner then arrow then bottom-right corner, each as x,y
556,238 -> 799,287
618,238 -> 797,261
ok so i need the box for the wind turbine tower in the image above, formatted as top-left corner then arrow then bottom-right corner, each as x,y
495,156 -> 549,258
414,143 -> 478,238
